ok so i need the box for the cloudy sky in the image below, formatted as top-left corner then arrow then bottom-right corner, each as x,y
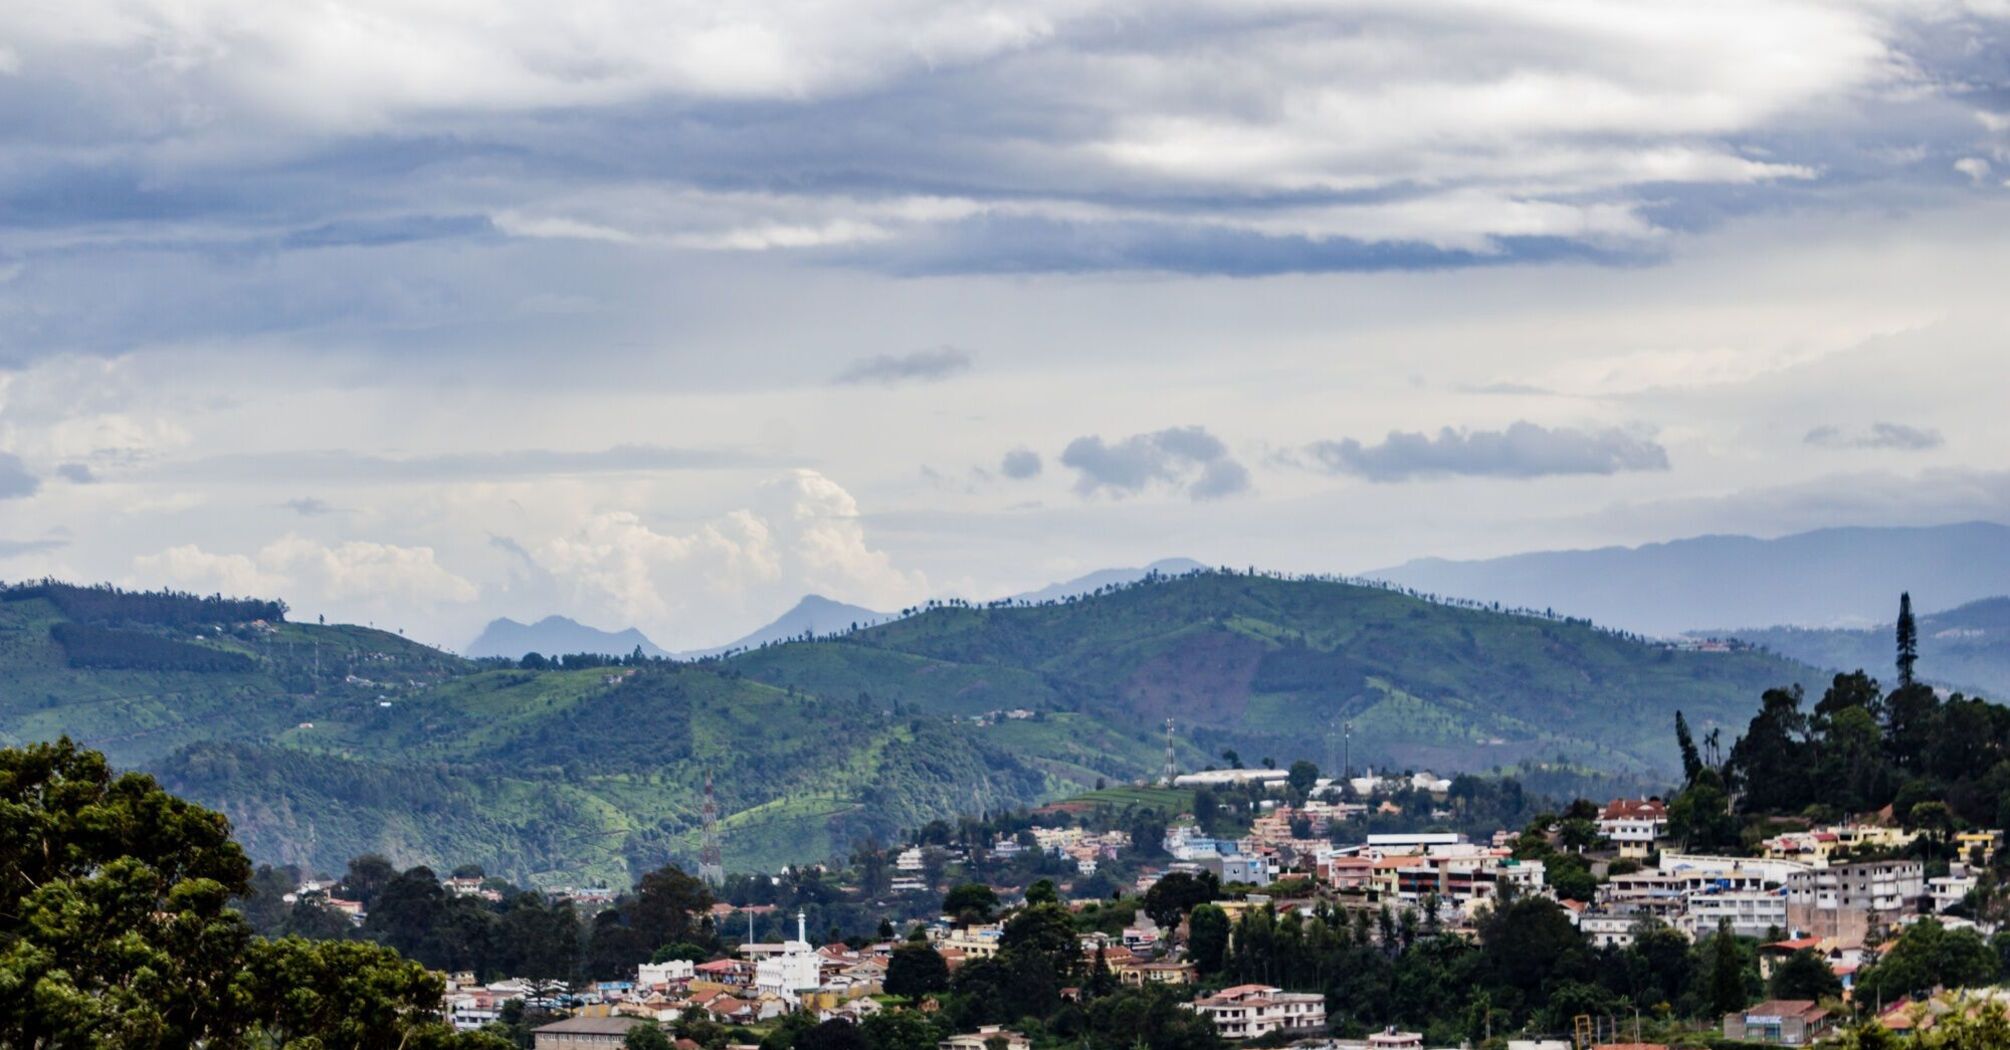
2,0 -> 2008,651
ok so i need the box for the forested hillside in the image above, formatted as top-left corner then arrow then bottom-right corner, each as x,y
736,571 -> 1806,778
2,572 -> 1818,886
0,583 -> 1072,884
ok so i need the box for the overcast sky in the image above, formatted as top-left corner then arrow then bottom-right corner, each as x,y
2,0 -> 2008,651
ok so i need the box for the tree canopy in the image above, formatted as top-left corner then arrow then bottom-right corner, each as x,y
0,738 -> 504,1048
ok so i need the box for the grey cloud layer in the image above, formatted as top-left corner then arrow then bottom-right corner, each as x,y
834,347 -> 974,386
1805,422 -> 1945,451
152,445 -> 766,484
0,0 -> 2001,349
0,538 -> 67,557
1000,449 -> 1043,479
1308,422 -> 1671,482
0,454 -> 40,499
1061,426 -> 1250,502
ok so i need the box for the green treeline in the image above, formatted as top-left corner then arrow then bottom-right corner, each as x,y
50,622 -> 261,672
3,580 -> 286,626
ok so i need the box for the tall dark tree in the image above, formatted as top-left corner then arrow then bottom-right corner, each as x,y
628,864 -> 713,951
1675,710 -> 1703,785
1143,871 -> 1219,932
1727,686 -> 1813,812
942,883 -> 999,924
1286,760 -> 1319,798
1000,903 -> 1081,982
1769,949 -> 1842,1002
1707,920 -> 1749,1015
884,943 -> 950,998
1896,591 -> 1919,688
1187,904 -> 1231,974
342,853 -> 398,908
798,1019 -> 871,1050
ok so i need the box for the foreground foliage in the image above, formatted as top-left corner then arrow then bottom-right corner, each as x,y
0,738 -> 503,1048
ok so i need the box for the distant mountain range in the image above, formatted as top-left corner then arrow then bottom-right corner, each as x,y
467,557 -> 1211,659
679,594 -> 890,657
1718,596 -> 2010,699
1369,521 -> 2010,636
465,615 -> 670,660
1003,557 -> 1210,605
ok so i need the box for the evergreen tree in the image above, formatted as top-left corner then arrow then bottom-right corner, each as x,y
1897,591 -> 1919,687
1709,920 -> 1748,1015
1674,710 -> 1703,785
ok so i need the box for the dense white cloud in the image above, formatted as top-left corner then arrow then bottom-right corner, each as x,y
133,536 -> 478,609
496,471 -> 926,645
131,545 -> 286,598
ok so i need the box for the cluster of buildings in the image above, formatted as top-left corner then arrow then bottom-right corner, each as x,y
992,825 -> 1131,875
436,783 -> 1996,1050
1168,768 -> 1453,798
282,870 -> 618,925
1310,833 -> 1548,922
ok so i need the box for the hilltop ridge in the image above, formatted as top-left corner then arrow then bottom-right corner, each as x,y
2,570 -> 1815,884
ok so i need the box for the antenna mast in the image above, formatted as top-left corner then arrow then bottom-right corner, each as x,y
698,769 -> 725,887
1161,718 -> 1178,786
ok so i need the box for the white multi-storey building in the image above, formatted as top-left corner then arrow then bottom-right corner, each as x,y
1684,890 -> 1789,940
754,911 -> 822,1004
1191,984 -> 1327,1040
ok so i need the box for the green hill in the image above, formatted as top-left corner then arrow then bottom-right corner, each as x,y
1,572 -> 1817,885
0,583 -> 1053,884
736,572 -> 1804,778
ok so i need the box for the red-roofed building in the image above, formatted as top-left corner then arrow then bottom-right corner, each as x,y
1190,984 -> 1326,1040
1598,799 -> 1668,858
1723,1000 -> 1833,1045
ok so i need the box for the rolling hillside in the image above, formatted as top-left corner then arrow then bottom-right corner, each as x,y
0,583 -> 1053,886
734,571 -> 1806,779
2,571 -> 1820,886
1718,596 -> 2010,698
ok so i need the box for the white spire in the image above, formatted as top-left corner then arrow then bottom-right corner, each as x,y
797,908 -> 808,946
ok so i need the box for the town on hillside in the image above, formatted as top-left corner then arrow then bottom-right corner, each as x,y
265,729 -> 2010,1050
14,602 -> 2010,1050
